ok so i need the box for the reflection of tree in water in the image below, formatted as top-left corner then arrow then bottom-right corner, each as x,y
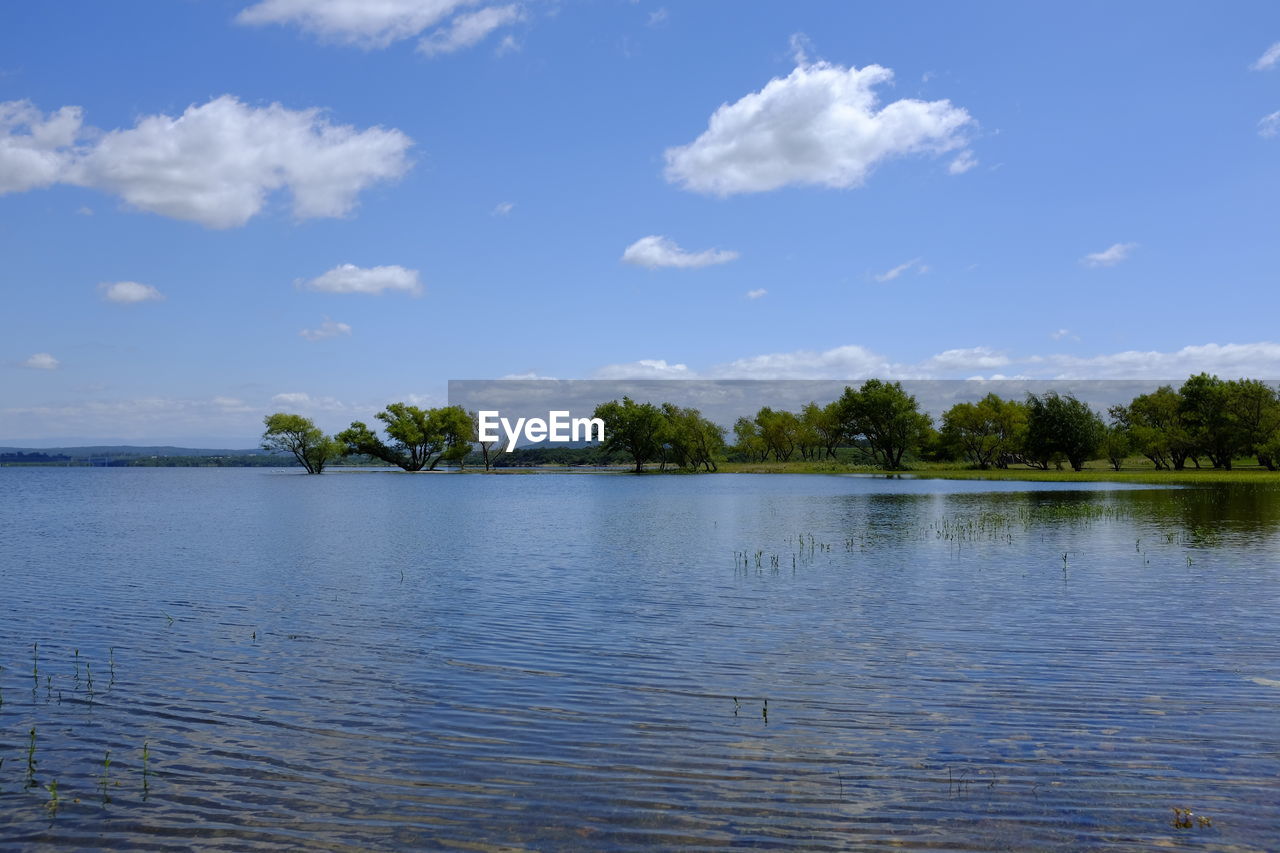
1120,485 -> 1280,547
832,487 -> 1280,550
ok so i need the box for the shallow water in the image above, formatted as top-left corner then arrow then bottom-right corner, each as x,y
1,469 -> 1278,850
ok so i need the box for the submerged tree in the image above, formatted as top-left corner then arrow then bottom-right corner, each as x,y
338,403 -> 472,471
261,413 -> 342,474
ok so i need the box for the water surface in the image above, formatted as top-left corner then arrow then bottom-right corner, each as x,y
1,469 -> 1278,850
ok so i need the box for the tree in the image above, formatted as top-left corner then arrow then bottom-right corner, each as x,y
941,393 -> 1027,469
1179,373 -> 1237,469
1102,424 -> 1130,471
468,409 -> 503,471
338,403 -> 472,471
802,401 -> 843,460
659,404 -> 726,471
836,380 -> 932,469
261,413 -> 341,474
593,397 -> 664,472
1025,392 -> 1104,472
732,417 -> 767,462
1226,379 -> 1280,468
755,407 -> 801,461
1110,386 -> 1193,470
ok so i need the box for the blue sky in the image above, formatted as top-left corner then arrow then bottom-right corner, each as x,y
3,1 -> 1280,444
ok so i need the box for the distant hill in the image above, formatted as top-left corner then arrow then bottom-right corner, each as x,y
0,445 -> 267,458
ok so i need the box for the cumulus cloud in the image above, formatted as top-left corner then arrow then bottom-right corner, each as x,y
100,281 -> 164,304
21,352 -> 59,370
664,58 -> 974,195
1081,242 -> 1137,267
0,96 -> 411,228
419,4 -> 521,55
238,0 -> 522,53
873,258 -> 926,282
298,263 -> 423,295
594,359 -> 693,379
0,101 -> 81,193
1253,41 -> 1280,71
621,235 -> 739,269
746,288 -> 767,300
1259,111 -> 1280,138
299,318 -> 353,341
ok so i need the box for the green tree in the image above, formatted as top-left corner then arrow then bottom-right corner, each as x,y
338,403 -> 472,471
836,380 -> 932,469
1102,424 -> 1130,471
1109,386 -> 1193,470
261,413 -> 342,474
1179,373 -> 1238,469
659,404 -> 726,471
731,417 -> 767,462
941,393 -> 1027,469
802,401 -> 844,460
593,397 -> 664,472
1025,392 -> 1104,472
1226,379 -> 1280,467
755,407 -> 801,461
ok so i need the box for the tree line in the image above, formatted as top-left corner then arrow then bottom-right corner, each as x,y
262,373 -> 1280,473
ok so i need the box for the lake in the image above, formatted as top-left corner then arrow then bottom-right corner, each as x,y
1,469 -> 1278,850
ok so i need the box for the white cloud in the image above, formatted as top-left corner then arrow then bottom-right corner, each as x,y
621,235 -> 739,269
76,205 -> 93,216
300,318 -> 353,341
1081,242 -> 1137,268
21,352 -> 59,370
746,288 -> 767,300
587,340 -> 1280,383
1259,111 -> 1280,138
948,148 -> 978,174
918,347 -> 1010,372
1042,342 -> 1280,379
492,200 -> 515,216
0,96 -> 411,229
1252,41 -> 1280,71
710,344 -> 892,380
298,263 -> 423,295
419,4 -> 521,55
873,258 -> 926,282
1050,328 -> 1080,341
648,8 -> 668,26
664,58 -> 974,195
270,391 -> 349,410
594,359 -> 693,379
100,281 -> 164,304
0,101 -> 81,193
237,0 -> 474,48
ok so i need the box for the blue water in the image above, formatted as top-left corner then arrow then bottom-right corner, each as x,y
1,468 -> 1278,850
